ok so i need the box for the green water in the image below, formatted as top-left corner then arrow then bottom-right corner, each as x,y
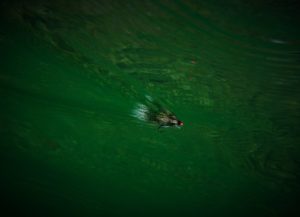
1,1 -> 299,216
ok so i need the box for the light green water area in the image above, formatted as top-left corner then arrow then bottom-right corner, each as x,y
1,1 -> 299,216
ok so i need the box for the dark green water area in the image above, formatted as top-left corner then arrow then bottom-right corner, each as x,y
1,1 -> 300,216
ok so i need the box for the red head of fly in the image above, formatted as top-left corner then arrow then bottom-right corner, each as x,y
178,120 -> 184,126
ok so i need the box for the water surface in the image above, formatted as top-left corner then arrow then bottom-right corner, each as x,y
1,1 -> 300,216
